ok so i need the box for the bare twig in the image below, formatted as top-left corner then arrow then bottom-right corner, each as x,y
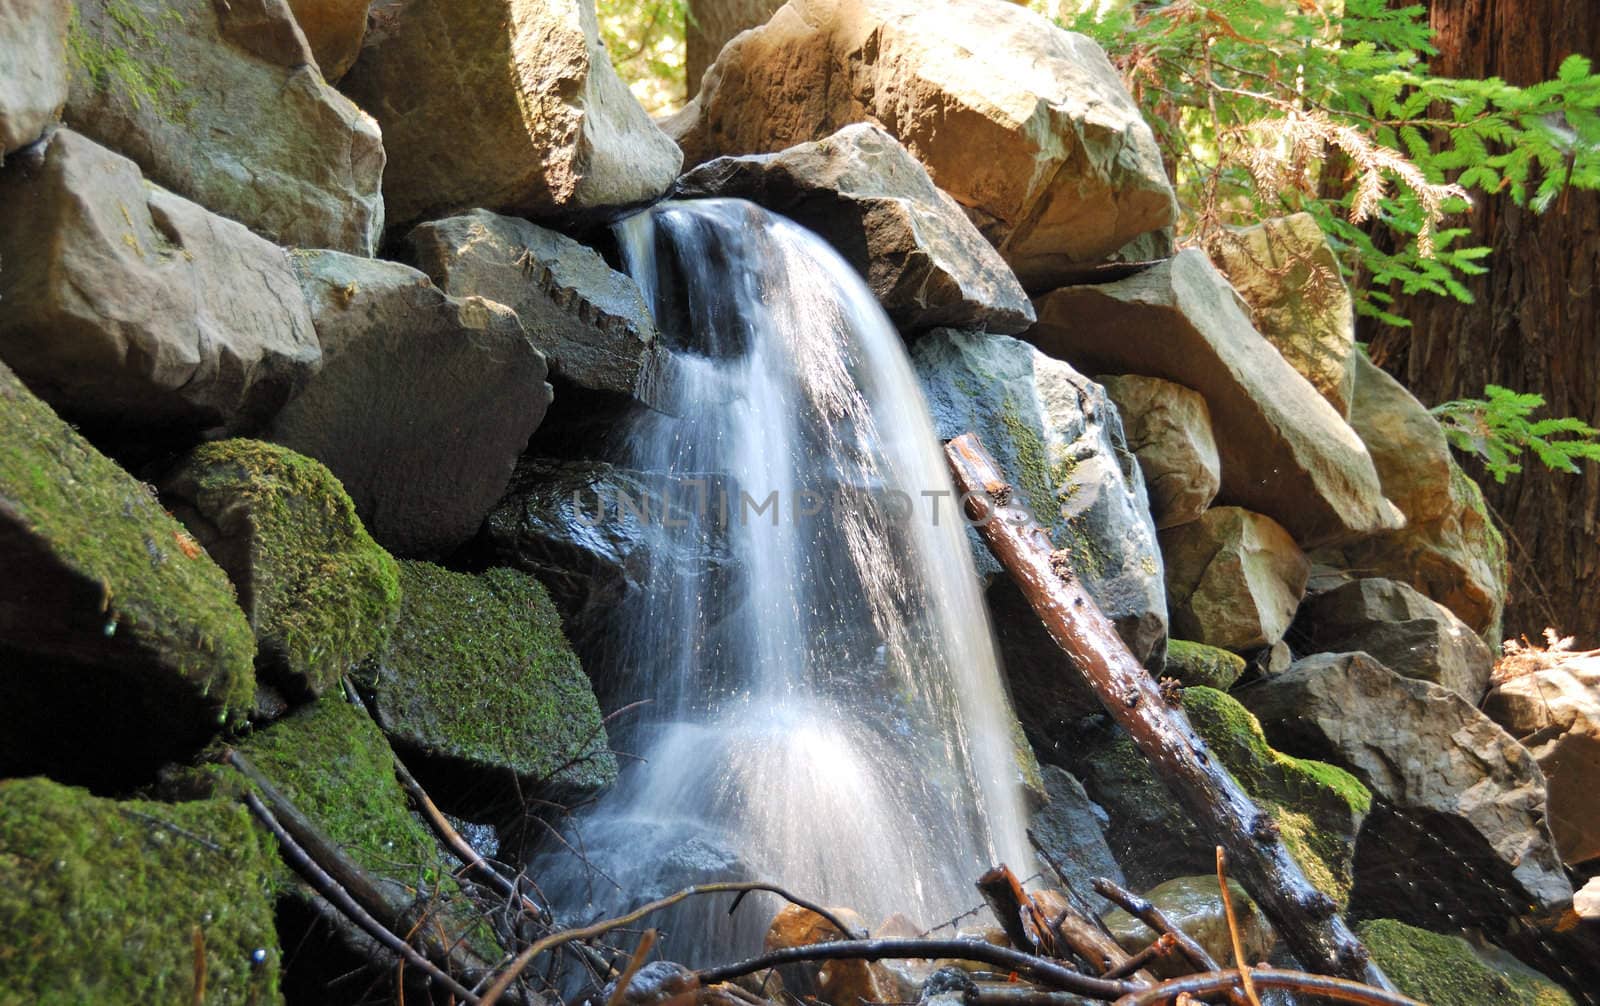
1102,935 -> 1177,981
1091,879 -> 1220,978
1216,848 -> 1262,1006
603,929 -> 658,1006
1111,967 -> 1425,1006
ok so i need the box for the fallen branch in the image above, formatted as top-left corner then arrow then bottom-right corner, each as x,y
945,433 -> 1392,990
1111,967 -> 1424,1006
1092,879 -> 1221,978
977,864 -> 1047,952
1030,843 -> 1144,980
1101,934 -> 1177,981
1216,848 -> 1262,1006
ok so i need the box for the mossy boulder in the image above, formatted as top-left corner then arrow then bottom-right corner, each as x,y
163,440 -> 401,700
1357,919 -> 1574,1006
0,361 -> 255,789
1163,639 -> 1246,690
0,776 -> 280,1004
359,562 -> 617,819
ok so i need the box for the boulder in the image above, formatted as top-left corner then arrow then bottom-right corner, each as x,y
675,124 -> 1035,335
0,777 -> 280,1004
0,362 -> 256,789
0,129 -> 320,433
267,251 -> 550,558
1483,656 -> 1600,865
1162,639 -> 1246,691
357,561 -> 617,820
0,0 -> 68,153
1577,877 -> 1600,922
1212,213 -> 1357,416
1160,507 -> 1308,652
340,0 -> 681,228
1029,251 -> 1404,547
1238,652 -> 1573,922
1290,578 -> 1493,703
1356,919 -> 1575,1006
1316,353 -> 1507,635
667,0 -> 1175,289
286,0 -> 368,80
66,0 -> 383,254
1097,374 -> 1220,529
162,440 -> 401,700
1027,766 -> 1125,896
407,208 -> 671,406
1101,876 -> 1273,979
765,905 -> 889,1006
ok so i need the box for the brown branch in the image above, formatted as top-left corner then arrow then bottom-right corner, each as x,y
1101,935 -> 1177,981
1091,879 -> 1221,979
977,864 -> 1043,952
945,433 -> 1392,990
1029,841 -> 1143,980
1111,968 -> 1425,1006
1216,848 -> 1262,1006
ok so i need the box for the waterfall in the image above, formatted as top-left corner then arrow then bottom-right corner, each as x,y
539,198 -> 1034,959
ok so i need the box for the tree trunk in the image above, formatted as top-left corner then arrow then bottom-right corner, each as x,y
1365,0 -> 1600,646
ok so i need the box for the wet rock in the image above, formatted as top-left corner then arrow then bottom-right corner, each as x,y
1101,875 -> 1274,978
286,0 -> 368,80
0,777 -> 280,1004
341,0 -> 680,228
766,905 -> 889,1006
408,208 -> 671,406
357,561 -> 617,820
667,0 -> 1175,290
1238,652 -> 1573,923
0,0 -> 68,153
1098,374 -> 1221,529
0,129 -> 320,433
604,961 -> 701,1006
0,362 -> 256,789
1212,213 -> 1357,416
1163,639 -> 1247,690
1290,577 -> 1493,703
1028,766 -> 1125,895
676,124 -> 1035,335
1029,251 -> 1403,547
1483,656 -> 1600,865
1160,507 -> 1309,652
66,0 -> 384,254
1356,918 -> 1575,1006
914,329 -> 1167,670
1316,353 -> 1507,635
161,440 -> 401,700
267,251 -> 550,558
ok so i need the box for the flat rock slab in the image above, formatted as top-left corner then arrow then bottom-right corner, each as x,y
267,251 -> 551,558
0,129 -> 319,433
676,124 -> 1035,335
1029,250 -> 1402,548
0,0 -> 68,153
66,0 -> 384,254
667,0 -> 1175,290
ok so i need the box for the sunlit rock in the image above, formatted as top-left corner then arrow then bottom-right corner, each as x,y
1160,506 -> 1308,652
0,0 -> 67,153
1098,374 -> 1221,529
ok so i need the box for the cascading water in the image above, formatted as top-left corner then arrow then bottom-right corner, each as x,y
538,198 -> 1034,959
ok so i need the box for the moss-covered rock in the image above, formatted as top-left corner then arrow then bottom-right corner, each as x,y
0,361 -> 255,788
0,776 -> 280,1004
163,440 -> 401,699
360,561 -> 617,817
1357,919 -> 1574,1006
1163,639 -> 1247,690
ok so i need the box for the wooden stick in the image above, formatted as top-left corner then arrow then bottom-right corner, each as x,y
1216,848 -> 1262,1006
1110,968 -> 1424,1006
1030,844 -> 1146,981
944,433 -> 1391,990
1101,934 -> 1176,981
978,864 -> 1044,951
1092,879 -> 1221,978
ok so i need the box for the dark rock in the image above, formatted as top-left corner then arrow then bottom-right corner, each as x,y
0,129 -> 320,433
676,124 -> 1035,335
1028,766 -> 1125,895
162,439 -> 401,699
267,251 -> 551,558
0,0 -> 68,153
1160,507 -> 1309,652
1290,577 -> 1493,703
0,362 -> 256,789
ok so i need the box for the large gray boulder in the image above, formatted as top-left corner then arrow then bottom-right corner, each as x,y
913,329 -> 1167,676
1239,652 -> 1573,923
407,208 -> 672,407
1290,578 -> 1493,703
340,0 -> 681,228
676,124 -> 1035,335
1097,374 -> 1220,529
0,129 -> 319,432
666,0 -> 1175,290
267,252 -> 550,558
1028,766 -> 1125,896
65,0 -> 384,255
1483,656 -> 1600,866
1160,507 -> 1308,652
1029,251 -> 1403,548
0,0 -> 68,153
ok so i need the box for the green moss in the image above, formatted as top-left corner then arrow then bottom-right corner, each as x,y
1357,919 -> 1574,1006
1164,640 -> 1247,690
0,777 -> 280,1004
0,363 -> 255,724
67,1 -> 192,122
171,440 -> 401,697
1184,686 -> 1371,904
364,562 -> 617,794
997,398 -> 1108,578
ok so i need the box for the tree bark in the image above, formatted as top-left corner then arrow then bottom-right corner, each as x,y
1365,0 -> 1600,646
